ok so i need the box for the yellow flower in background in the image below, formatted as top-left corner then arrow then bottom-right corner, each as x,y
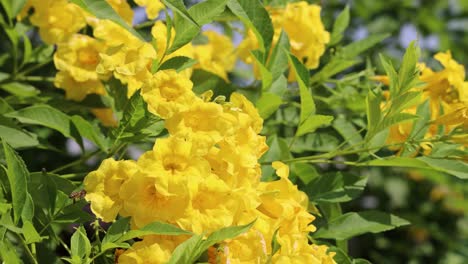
54,71 -> 105,101
91,108 -> 118,127
193,30 -> 236,81
84,158 -> 138,222
420,51 -> 467,120
281,2 -> 330,69
135,0 -> 165,19
20,0 -> 86,44
106,0 -> 134,25
238,1 -> 329,79
141,70 -> 197,119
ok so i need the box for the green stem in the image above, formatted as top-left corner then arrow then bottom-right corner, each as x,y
16,232 -> 38,264
15,76 -> 55,82
50,150 -> 100,174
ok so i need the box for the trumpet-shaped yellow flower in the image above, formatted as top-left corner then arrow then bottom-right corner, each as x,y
54,71 -> 105,101
193,30 -> 236,81
54,34 -> 107,82
141,70 -> 197,119
238,1 -> 329,79
135,0 -> 165,19
84,158 -> 138,222
20,0 -> 86,44
118,235 -> 181,264
91,108 -> 118,127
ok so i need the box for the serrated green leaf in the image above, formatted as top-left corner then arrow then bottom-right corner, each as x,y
22,220 -> 43,244
329,6 -> 350,46
168,0 -> 227,53
313,211 -> 410,240
117,221 -> 192,243
70,226 -> 91,261
166,234 -> 204,264
417,157 -> 468,179
162,0 -> 199,27
256,92 -> 282,119
71,115 -> 109,152
333,116 -> 364,148
267,30 -> 290,81
70,0 -> 144,41
398,41 -> 420,94
0,82 -> 39,97
202,220 -> 255,248
0,125 -> 39,148
158,56 -> 198,72
2,141 -> 29,224
251,50 -> 272,90
365,89 -> 382,138
0,239 -> 22,264
288,54 -> 314,125
227,0 -> 273,54
102,217 -> 130,245
306,172 -> 367,203
296,114 -> 334,137
5,104 -> 72,138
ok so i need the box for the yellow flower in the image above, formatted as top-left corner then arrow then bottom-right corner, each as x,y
20,0 -> 86,44
420,51 -> 467,120
91,108 -> 118,127
84,158 -> 138,222
106,0 -> 134,25
272,235 -> 336,264
118,235 -> 182,264
54,71 -> 105,101
193,30 -> 236,81
135,0 -> 165,19
165,101 -> 238,155
238,1 -> 329,79
141,70 -> 197,119
54,34 -> 107,82
281,2 -> 330,69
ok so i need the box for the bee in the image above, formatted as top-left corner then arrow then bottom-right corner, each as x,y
69,189 -> 86,203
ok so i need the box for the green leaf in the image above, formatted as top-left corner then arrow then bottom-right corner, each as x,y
306,172 -> 367,203
162,0 -> 199,27
5,105 -> 72,138
267,31 -> 290,81
296,114 -> 334,137
168,0 -> 227,53
313,211 -> 410,240
158,56 -> 198,72
70,0 -> 144,41
379,54 -> 398,95
102,217 -> 130,245
191,70 -> 235,97
0,239 -> 22,264
397,41 -> 420,94
270,228 -> 281,257
166,234 -> 204,264
22,220 -> 43,244
329,6 -> 350,46
251,50 -> 272,90
327,246 -> 352,264
117,221 -> 192,243
256,92 -> 282,119
202,220 -> 255,248
0,125 -> 39,148
340,33 -> 390,59
417,157 -> 468,179
333,116 -> 363,148
71,115 -> 109,152
227,0 -> 273,53
0,82 -> 39,97
310,58 -> 360,84
11,0 -> 28,17
288,54 -> 314,124
70,226 -> 91,261
365,89 -> 382,138
260,135 -> 292,181
2,141 -> 29,224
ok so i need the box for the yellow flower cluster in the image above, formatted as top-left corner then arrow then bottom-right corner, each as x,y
383,51 -> 468,150
85,67 -> 335,262
238,1 -> 330,79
